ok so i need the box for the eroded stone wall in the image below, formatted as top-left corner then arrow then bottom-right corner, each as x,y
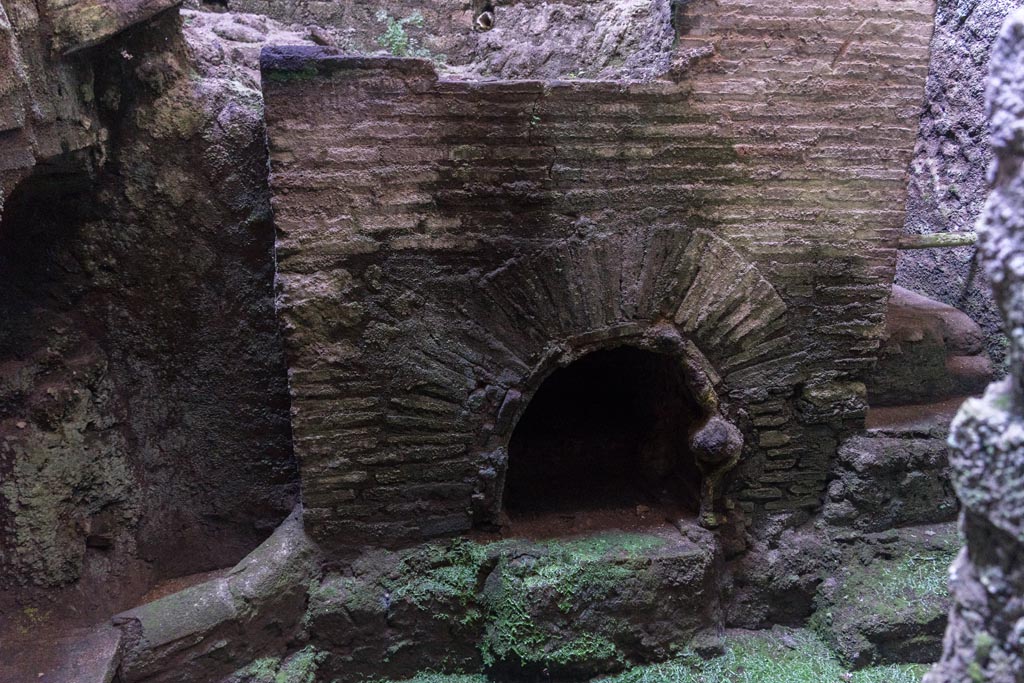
926,7 -> 1024,681
263,0 -> 936,553
0,6 -> 300,615
205,0 -> 676,81
0,0 -> 179,207
897,0 -> 1024,372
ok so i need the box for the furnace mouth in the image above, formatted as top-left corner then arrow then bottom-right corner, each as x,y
502,346 -> 704,523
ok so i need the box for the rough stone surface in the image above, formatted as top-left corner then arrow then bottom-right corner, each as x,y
262,0 -> 937,553
206,0 -> 676,81
868,285 -> 993,406
815,524 -> 958,669
303,527 -> 720,681
113,506 -> 321,683
46,0 -> 182,54
926,7 -> 1024,681
0,623 -> 123,683
0,0 -> 106,208
1,5 -> 299,615
449,0 -> 675,81
722,524 -> 840,630
897,0 -> 1024,371
0,0 -> 182,202
823,430 -> 958,533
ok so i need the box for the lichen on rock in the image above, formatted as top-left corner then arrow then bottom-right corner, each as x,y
926,6 -> 1024,682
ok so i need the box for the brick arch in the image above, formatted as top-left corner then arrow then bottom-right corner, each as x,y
394,228 -> 789,402
379,227 -> 789,537
467,227 -> 788,366
468,322 -> 731,527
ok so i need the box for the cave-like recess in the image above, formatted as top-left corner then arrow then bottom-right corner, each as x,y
503,347 -> 703,516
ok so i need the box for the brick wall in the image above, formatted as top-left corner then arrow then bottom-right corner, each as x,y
263,0 -> 936,551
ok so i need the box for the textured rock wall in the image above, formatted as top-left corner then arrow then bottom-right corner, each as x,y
0,0 -> 179,207
210,0 -> 676,81
263,0 -> 936,553
897,0 -> 1024,370
0,7 -> 298,611
823,427 -> 959,532
926,7 -> 1024,682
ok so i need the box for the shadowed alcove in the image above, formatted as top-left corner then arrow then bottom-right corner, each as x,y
503,347 -> 704,519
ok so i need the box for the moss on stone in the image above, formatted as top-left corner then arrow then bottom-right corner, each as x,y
371,630 -> 927,683
387,538 -> 489,621
275,647 -> 327,683
370,675 -> 486,683
306,531 -> 675,674
812,537 -> 955,667
973,630 -> 995,663
603,630 -> 928,682
230,646 -> 326,683
478,532 -> 666,669
837,550 -> 954,624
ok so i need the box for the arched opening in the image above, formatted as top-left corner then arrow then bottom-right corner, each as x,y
503,347 -> 704,525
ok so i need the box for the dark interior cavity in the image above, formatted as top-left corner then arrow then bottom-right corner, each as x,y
503,347 -> 703,516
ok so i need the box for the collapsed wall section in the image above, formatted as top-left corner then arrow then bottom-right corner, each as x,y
262,0 -> 936,552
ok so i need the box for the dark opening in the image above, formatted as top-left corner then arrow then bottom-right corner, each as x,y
474,4 -> 495,31
503,347 -> 703,517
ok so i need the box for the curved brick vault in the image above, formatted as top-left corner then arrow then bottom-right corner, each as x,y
403,227 -> 788,526
288,222 -> 789,549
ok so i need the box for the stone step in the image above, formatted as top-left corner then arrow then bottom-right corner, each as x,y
0,623 -> 122,683
824,421 -> 959,532
813,523 -> 959,668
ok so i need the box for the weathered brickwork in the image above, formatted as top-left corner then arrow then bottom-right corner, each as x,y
263,0 -> 936,551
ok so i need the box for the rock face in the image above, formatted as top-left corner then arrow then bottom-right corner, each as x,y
815,525 -> 959,669
0,0 -> 182,207
212,0 -> 676,81
297,528 -> 720,682
261,0 -> 936,554
723,525 -> 840,630
0,5 -> 299,614
926,7 -> 1024,682
897,0 -> 1024,370
1,0 -> 105,208
0,622 -> 124,683
868,285 -> 993,406
823,430 -> 958,533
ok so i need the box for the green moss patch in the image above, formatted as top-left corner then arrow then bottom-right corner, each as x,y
231,646 -> 327,683
369,631 -> 927,683
477,533 -> 669,670
306,531 -> 687,675
813,538 -> 956,667
381,538 -> 490,628
599,630 -> 927,683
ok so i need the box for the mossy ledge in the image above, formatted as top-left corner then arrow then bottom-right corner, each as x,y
303,528 -> 720,681
228,630 -> 927,683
